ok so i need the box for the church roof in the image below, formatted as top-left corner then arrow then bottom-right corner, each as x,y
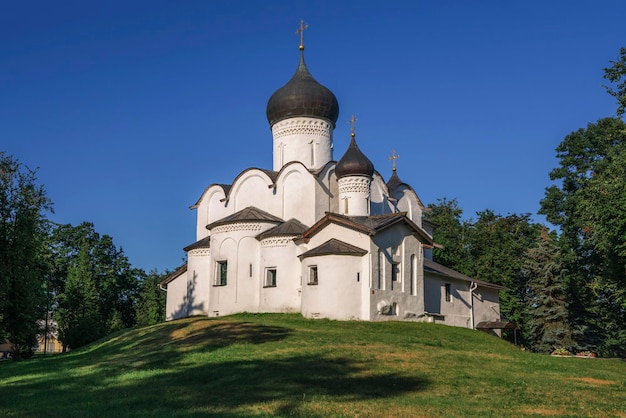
385,169 -> 426,209
183,236 -> 211,252
301,212 -> 434,246
386,171 -> 403,194
190,184 -> 232,209
266,48 -> 339,128
159,263 -> 188,287
206,206 -> 283,230
257,218 -> 309,240
298,238 -> 368,260
423,259 -> 506,290
335,135 -> 375,178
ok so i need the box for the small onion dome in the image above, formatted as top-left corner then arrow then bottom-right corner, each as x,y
266,50 -> 339,128
335,134 -> 375,179
386,170 -> 403,194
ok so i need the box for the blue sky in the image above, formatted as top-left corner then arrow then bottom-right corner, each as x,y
2,1 -> 624,272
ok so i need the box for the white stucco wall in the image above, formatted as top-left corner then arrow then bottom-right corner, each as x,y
423,273 -> 475,328
300,254 -> 365,320
271,117 -> 333,171
207,221 -> 274,316
391,185 -> 423,225
338,176 -> 371,216
370,174 -> 394,215
258,239 -> 301,313
164,268 -> 208,320
472,287 -> 501,325
275,163 -> 319,226
369,224 -> 425,321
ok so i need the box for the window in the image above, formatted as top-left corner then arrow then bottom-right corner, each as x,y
215,261 -> 227,286
308,265 -> 318,285
445,283 -> 452,302
410,254 -> 416,295
391,263 -> 400,282
265,268 -> 277,287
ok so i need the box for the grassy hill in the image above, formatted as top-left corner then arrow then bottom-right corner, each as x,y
1,314 -> 624,417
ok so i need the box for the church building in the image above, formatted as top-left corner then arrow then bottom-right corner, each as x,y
161,27 -> 504,329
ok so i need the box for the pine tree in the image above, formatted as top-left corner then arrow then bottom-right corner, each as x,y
523,230 -> 577,353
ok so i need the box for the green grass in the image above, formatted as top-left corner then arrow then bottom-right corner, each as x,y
1,314 -> 625,417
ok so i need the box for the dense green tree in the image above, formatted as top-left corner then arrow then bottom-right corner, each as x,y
523,230 -> 577,353
463,211 -> 542,342
135,270 -> 166,326
540,117 -> 626,356
425,198 -> 471,272
603,47 -> 626,117
50,222 -> 142,349
0,152 -> 52,360
426,200 -> 543,344
56,241 -> 103,349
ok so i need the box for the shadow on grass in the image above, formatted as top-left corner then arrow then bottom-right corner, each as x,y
0,318 -> 430,417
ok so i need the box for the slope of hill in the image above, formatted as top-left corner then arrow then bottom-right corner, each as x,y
0,314 -> 624,417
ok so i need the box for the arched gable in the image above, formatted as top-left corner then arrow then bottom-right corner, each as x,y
192,185 -> 229,240
392,185 -> 423,225
274,161 -> 318,225
370,172 -> 394,215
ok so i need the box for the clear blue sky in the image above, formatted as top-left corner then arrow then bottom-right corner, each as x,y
2,1 -> 624,272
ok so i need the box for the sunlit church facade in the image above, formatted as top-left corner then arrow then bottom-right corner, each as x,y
161,29 -> 504,329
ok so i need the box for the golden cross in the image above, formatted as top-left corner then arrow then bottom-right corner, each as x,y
388,149 -> 400,171
296,20 -> 308,50
348,114 -> 358,136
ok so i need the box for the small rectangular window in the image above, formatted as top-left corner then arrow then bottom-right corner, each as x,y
265,268 -> 277,287
308,265 -> 318,285
445,283 -> 452,302
391,263 -> 400,282
215,261 -> 227,286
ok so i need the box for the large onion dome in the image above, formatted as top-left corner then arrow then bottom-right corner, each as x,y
266,49 -> 339,128
335,133 -> 375,179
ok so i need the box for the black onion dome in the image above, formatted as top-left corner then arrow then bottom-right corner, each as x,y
386,170 -> 402,194
266,50 -> 339,128
335,136 -> 375,179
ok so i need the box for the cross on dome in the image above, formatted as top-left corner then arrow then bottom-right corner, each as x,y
348,114 -> 358,137
388,149 -> 400,172
296,20 -> 308,50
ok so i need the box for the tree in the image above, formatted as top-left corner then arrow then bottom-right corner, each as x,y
135,270 -> 166,326
426,199 -> 543,344
424,198 -> 471,272
523,229 -> 577,353
55,240 -> 103,350
50,222 -> 142,349
604,47 -> 626,117
540,117 -> 626,356
463,210 -> 542,343
0,152 -> 52,360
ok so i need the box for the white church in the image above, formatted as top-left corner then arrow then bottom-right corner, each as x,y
161,29 -> 504,330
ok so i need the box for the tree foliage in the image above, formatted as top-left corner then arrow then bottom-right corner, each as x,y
0,153 -> 52,360
425,198 -> 470,272
522,230 -> 577,353
425,201 -> 543,345
51,222 -> 142,350
135,270 -> 166,326
540,117 -> 626,356
603,47 -> 626,117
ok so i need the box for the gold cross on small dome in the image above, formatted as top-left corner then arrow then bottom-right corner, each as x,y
348,114 -> 358,137
296,20 -> 308,50
388,149 -> 400,171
